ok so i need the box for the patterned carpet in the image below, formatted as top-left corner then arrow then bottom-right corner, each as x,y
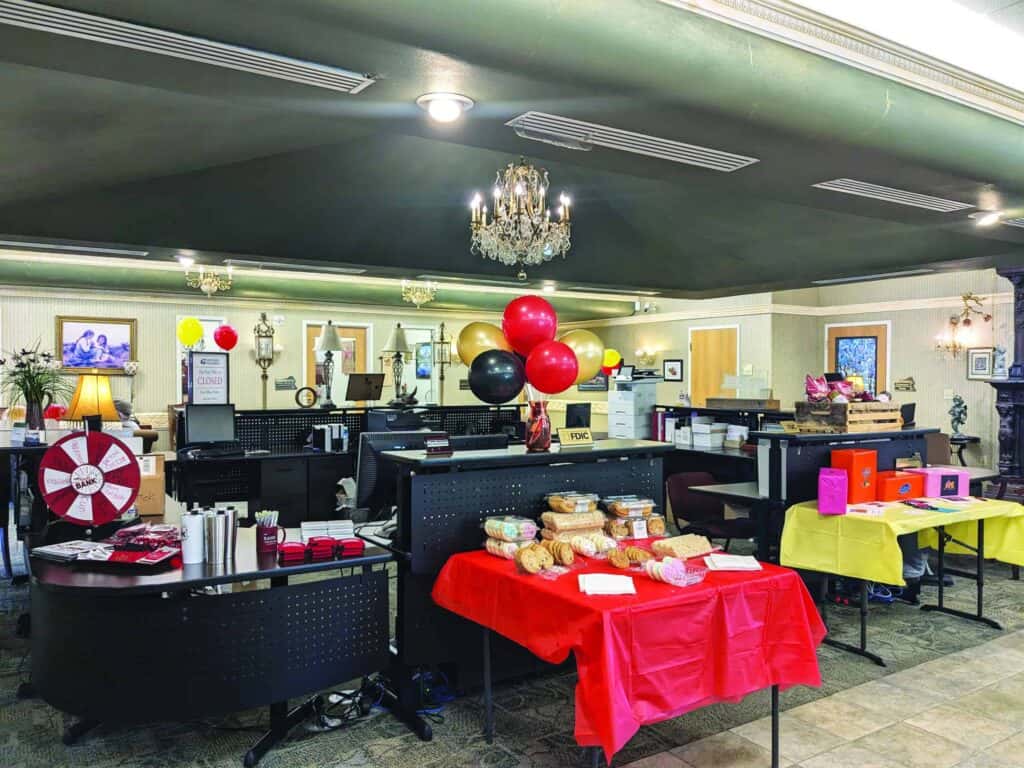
2,543 -> 1023,768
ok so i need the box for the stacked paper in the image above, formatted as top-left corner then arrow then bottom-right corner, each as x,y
704,554 -> 762,571
578,574 -> 637,595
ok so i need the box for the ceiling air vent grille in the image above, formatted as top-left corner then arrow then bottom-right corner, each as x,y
0,0 -> 375,93
506,112 -> 759,172
1003,217 -> 1024,228
812,178 -> 972,212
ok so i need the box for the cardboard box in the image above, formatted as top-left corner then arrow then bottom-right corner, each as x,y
134,453 -> 166,517
877,470 -> 924,501
830,448 -> 877,503
907,467 -> 970,497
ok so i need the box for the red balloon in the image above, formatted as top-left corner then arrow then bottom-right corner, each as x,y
525,341 -> 579,395
601,360 -> 624,377
502,296 -> 558,356
213,324 -> 238,351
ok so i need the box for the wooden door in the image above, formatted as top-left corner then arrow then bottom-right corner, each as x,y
305,324 -> 368,404
826,323 -> 888,395
690,327 -> 738,407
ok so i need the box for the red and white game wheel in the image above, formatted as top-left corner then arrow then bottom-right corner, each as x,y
38,432 -> 141,526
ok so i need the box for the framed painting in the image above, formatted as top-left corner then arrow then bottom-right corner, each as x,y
415,342 -> 433,379
662,359 -> 684,382
967,347 -> 994,380
834,336 -> 879,394
56,316 -> 137,373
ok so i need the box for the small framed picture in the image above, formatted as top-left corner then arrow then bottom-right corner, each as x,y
966,347 -> 994,380
663,359 -> 684,382
56,316 -> 137,373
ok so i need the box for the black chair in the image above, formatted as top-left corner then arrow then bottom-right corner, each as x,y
665,471 -> 757,552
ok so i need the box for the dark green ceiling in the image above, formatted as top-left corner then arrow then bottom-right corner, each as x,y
0,0 -> 1023,297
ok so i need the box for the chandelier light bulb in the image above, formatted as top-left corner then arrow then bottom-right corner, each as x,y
515,183 -> 525,196
976,210 -> 1002,227
178,255 -> 195,270
493,186 -> 501,199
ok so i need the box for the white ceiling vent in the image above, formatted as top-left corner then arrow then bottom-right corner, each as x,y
0,0 -> 375,93
506,112 -> 759,172
812,179 -> 972,213
1003,217 -> 1024,229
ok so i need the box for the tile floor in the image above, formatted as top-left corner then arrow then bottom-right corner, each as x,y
624,630 -> 1024,768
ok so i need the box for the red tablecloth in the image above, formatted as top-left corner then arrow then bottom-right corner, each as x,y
432,546 -> 825,760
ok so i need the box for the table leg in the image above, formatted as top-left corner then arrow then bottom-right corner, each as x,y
244,698 -> 319,768
770,685 -> 779,768
956,445 -> 968,467
590,746 -> 601,768
819,576 -> 886,666
483,627 -> 494,744
755,501 -> 770,562
1013,566 -> 1020,581
921,521 -> 1002,630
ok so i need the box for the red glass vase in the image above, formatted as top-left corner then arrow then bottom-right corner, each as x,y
525,400 -> 551,452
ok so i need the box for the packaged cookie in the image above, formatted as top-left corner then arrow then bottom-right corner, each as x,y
541,526 -> 603,542
604,518 -> 629,540
546,492 -> 600,514
539,538 -> 576,566
586,533 -> 618,553
652,534 -> 714,560
646,514 -> 667,537
568,535 -> 597,557
514,545 -> 544,574
540,509 -> 606,532
608,548 -> 630,569
624,546 -> 653,564
604,496 -> 656,518
484,515 -> 538,542
485,538 -> 532,559
624,516 -> 649,540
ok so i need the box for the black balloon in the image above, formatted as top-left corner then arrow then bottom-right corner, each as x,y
469,349 -> 526,404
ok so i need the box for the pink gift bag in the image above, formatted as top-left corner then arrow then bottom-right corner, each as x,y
818,468 -> 848,515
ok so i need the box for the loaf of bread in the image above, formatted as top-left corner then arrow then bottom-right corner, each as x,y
652,534 -> 713,560
541,526 -> 603,542
541,510 -> 606,532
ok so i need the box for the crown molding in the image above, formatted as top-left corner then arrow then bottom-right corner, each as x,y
562,292 -> 1014,328
660,0 -> 1024,126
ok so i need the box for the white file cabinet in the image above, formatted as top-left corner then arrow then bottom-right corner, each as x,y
607,378 -> 659,439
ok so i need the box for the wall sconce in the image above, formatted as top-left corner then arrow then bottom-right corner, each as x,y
253,312 -> 275,409
635,348 -> 658,367
935,292 -> 992,358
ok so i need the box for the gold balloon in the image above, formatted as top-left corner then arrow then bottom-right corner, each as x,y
457,322 -> 511,366
559,329 -> 605,385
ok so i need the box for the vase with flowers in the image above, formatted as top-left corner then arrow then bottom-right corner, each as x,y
1,344 -> 72,443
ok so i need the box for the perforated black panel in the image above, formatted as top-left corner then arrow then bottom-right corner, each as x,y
438,405 -> 523,436
234,409 -> 365,452
33,567 -> 389,722
406,455 -> 662,575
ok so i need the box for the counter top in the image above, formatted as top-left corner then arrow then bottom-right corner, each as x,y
382,438 -> 671,469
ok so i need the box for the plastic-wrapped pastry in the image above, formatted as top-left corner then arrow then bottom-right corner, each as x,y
645,557 -> 686,582
646,514 -> 666,537
541,526 -> 603,542
484,516 -> 538,542
485,537 -> 531,559
652,534 -> 714,560
568,535 -> 597,557
604,496 -> 656,518
539,538 -> 575,566
605,518 -> 629,540
546,492 -> 600,514
540,509 -> 606,532
625,517 -> 649,539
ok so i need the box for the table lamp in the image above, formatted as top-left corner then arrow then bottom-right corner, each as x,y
381,323 -> 411,396
68,371 -> 119,432
316,320 -> 344,409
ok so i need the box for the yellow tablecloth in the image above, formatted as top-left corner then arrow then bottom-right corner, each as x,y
918,505 -> 1024,567
781,498 -> 1024,585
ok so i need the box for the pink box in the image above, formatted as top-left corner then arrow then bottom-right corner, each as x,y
907,467 -> 970,497
818,468 -> 848,515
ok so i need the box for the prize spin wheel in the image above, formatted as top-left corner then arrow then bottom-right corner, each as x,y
38,432 -> 141,526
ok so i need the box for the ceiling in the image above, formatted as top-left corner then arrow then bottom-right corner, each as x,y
0,0 -> 1023,301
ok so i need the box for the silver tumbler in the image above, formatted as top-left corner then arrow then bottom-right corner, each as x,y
204,511 -> 227,565
223,507 -> 238,562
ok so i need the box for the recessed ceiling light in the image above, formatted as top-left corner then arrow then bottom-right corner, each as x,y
541,283 -> 556,294
177,254 -> 195,269
416,93 -> 474,123
973,211 -> 1003,227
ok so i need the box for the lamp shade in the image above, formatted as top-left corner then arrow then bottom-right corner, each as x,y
383,323 -> 411,354
316,320 -> 344,352
67,372 -> 120,421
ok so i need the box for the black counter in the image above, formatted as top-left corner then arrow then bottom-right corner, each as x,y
382,438 -> 671,470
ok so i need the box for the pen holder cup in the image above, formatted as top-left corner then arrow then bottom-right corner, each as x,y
257,525 -> 287,554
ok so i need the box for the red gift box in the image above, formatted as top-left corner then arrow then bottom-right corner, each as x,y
877,471 -> 924,501
830,449 -> 877,503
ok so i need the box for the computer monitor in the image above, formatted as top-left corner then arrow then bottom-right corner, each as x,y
900,403 -> 916,429
345,373 -> 385,402
565,402 -> 591,429
184,403 -> 236,446
356,430 -> 433,518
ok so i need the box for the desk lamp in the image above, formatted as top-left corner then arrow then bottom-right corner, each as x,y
381,323 -> 411,396
67,371 -> 119,432
316,320 -> 344,409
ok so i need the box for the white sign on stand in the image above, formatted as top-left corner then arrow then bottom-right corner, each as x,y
188,351 -> 230,404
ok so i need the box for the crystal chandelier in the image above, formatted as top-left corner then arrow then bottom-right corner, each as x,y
179,255 -> 232,298
470,157 -> 571,280
401,279 -> 437,308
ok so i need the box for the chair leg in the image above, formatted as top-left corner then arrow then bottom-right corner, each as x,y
724,539 -> 731,553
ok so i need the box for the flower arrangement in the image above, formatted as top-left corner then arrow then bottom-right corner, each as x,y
1,343 -> 73,428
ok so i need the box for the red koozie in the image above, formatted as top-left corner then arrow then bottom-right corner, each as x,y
831,449 -> 877,503
877,471 -> 925,501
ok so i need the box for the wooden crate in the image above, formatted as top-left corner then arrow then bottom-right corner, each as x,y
705,397 -> 781,411
793,401 -> 902,434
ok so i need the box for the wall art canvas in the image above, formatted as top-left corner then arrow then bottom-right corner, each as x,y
416,342 -> 433,379
663,359 -> 684,382
835,336 -> 878,394
57,316 -> 136,373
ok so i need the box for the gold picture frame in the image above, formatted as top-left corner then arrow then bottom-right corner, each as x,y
56,315 -> 137,374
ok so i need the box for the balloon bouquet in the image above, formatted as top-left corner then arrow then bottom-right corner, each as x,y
177,317 -> 239,400
457,296 -> 605,452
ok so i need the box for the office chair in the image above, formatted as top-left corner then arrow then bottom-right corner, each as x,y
665,472 -> 756,552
